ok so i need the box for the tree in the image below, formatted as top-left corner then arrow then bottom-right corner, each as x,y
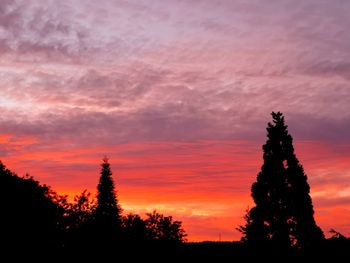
145,210 -> 187,242
239,112 -> 324,251
94,157 -> 122,236
60,190 -> 96,251
122,213 -> 147,241
0,161 -> 64,251
65,190 -> 96,231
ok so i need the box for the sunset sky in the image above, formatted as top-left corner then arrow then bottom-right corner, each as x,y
1,0 -> 350,241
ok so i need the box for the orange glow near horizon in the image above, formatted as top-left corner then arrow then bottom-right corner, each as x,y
2,138 -> 349,241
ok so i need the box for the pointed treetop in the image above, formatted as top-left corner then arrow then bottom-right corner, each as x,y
102,156 -> 109,164
271,111 -> 285,124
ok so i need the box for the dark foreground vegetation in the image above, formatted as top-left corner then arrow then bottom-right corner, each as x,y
1,112 -> 349,260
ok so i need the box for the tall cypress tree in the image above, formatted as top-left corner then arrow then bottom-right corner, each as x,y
95,157 -> 122,235
239,112 -> 324,250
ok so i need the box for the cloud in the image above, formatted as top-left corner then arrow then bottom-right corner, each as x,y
1,64 -> 350,146
287,113 -> 350,143
315,196 -> 350,208
301,60 -> 350,80
0,0 -> 89,59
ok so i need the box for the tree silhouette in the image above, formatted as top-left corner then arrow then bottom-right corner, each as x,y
0,161 -> 64,252
94,157 -> 122,237
64,190 -> 95,232
239,112 -> 324,251
122,213 -> 147,241
60,190 -> 96,252
145,210 -> 187,242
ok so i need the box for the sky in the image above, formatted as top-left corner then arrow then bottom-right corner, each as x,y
1,0 -> 350,241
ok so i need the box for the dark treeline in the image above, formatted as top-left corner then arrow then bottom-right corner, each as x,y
0,112 -> 349,260
0,158 -> 186,259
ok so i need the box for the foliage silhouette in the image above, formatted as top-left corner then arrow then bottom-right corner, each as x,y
122,213 -> 147,241
60,190 -> 96,251
238,112 -> 324,252
68,190 -> 96,229
0,161 -> 64,253
145,210 -> 187,242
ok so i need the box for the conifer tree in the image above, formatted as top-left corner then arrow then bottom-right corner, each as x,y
95,157 -> 122,235
239,112 -> 324,250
